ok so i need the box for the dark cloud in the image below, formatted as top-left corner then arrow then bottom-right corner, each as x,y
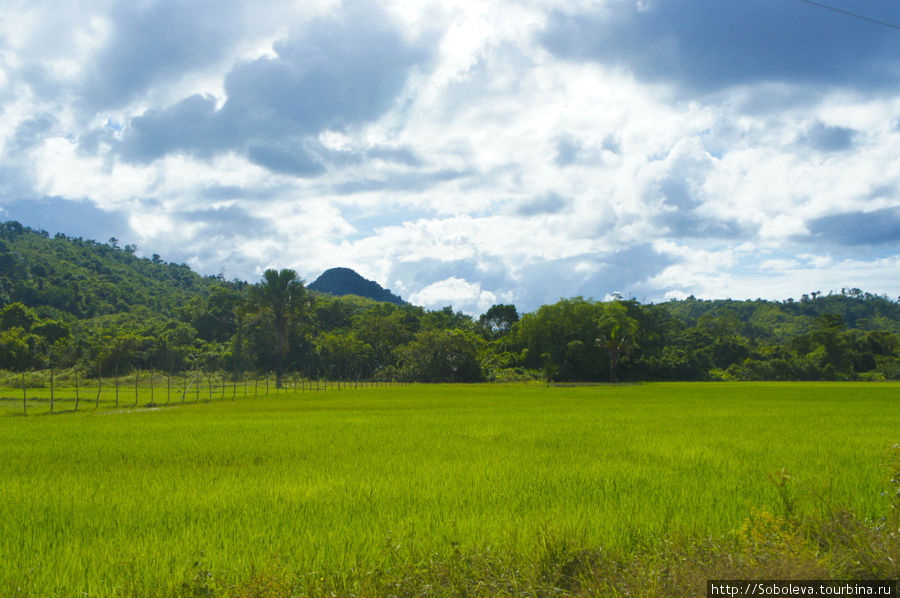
648,163 -> 749,240
331,169 -> 467,194
0,197 -> 134,242
659,210 -> 747,240
806,208 -> 900,246
555,136 -> 581,166
542,0 -> 900,95
868,184 -> 896,200
794,122 -> 857,152
602,135 -> 621,154
656,177 -> 697,210
321,144 -> 423,167
178,206 -> 276,240
199,185 -> 282,201
113,3 -> 428,175
342,206 -> 435,240
514,244 -> 675,309
12,115 -> 55,151
515,192 -> 568,216
393,246 -> 675,312
246,141 -> 326,177
118,94 -> 223,162
365,146 -> 423,167
391,257 -> 514,293
82,0 -> 244,110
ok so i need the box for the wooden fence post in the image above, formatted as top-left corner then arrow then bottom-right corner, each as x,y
74,370 -> 80,412
95,364 -> 102,409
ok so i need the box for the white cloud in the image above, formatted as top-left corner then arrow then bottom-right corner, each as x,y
409,276 -> 500,314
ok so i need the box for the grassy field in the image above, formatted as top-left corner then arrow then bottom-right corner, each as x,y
0,382 -> 897,596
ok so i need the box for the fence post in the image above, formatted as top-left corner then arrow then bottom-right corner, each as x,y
95,363 -> 102,409
75,370 -> 80,412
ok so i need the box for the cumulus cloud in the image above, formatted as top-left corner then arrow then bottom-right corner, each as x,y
409,276 -> 499,314
80,0 -> 246,111
113,2 -> 429,173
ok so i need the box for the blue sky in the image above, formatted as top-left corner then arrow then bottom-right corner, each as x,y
2,0 -> 900,313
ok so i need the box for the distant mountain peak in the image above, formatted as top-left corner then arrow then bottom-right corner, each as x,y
308,267 -> 405,305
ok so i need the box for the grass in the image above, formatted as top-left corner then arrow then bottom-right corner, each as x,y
0,382 -> 897,596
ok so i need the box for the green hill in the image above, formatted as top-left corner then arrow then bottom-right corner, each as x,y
0,220 -> 225,320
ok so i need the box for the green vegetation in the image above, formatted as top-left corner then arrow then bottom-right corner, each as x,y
2,221 -> 900,385
0,382 -> 897,596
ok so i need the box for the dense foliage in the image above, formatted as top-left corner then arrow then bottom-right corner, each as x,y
2,221 -> 899,382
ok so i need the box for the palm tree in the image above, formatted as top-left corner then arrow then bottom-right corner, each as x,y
247,269 -> 309,388
595,302 -> 638,383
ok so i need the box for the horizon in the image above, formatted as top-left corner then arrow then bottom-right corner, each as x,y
2,1 -> 900,314
8,221 -> 898,315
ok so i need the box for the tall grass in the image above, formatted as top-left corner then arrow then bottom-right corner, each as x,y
0,382 -> 896,596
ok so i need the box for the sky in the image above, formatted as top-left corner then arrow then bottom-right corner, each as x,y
2,0 -> 900,314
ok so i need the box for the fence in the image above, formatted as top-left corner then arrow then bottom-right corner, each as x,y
0,370 -> 414,416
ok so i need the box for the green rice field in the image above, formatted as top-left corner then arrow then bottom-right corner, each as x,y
0,382 -> 897,596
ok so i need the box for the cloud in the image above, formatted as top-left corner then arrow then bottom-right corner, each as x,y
11,115 -> 56,151
554,136 -> 581,166
505,244 -> 675,309
113,2 -> 429,174
794,121 -> 857,152
806,208 -> 900,246
117,93 -> 224,162
409,276 -> 499,314
542,0 -> 900,95
332,168 -> 467,194
515,192 -> 568,217
178,205 -> 277,240
80,0 -> 247,111
246,142 -> 327,177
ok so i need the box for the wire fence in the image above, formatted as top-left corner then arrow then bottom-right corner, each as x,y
0,370 -> 426,416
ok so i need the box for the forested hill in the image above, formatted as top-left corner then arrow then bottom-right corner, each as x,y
657,292 -> 900,341
309,267 -> 405,305
0,221 -> 229,319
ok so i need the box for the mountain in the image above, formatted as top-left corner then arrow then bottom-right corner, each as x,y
308,267 -> 406,305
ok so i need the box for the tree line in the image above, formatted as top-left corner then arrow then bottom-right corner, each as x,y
1,221 -> 899,384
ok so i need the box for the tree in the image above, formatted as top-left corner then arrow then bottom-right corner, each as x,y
513,297 -> 605,381
596,302 -> 638,383
477,304 -> 519,339
395,329 -> 485,382
247,269 -> 309,388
